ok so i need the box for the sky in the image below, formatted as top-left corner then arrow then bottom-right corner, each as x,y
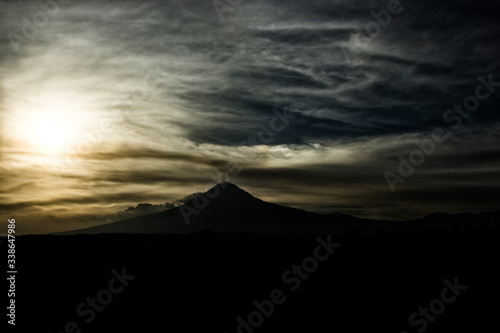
1,0 -> 500,234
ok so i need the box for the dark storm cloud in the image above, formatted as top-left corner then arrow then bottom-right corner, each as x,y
238,143 -> 500,194
81,169 -> 209,186
88,146 -> 229,168
145,0 -> 500,145
0,190 -> 169,211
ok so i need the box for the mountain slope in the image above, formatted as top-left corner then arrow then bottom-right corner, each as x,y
57,182 -> 333,235
56,183 -> 500,235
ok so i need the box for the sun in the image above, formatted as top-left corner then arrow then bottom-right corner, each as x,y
10,108 -> 84,155
33,120 -> 71,151
12,111 -> 82,155
2,90 -> 104,168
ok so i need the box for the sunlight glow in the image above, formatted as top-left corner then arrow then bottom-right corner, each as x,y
6,94 -> 92,155
33,119 -> 71,151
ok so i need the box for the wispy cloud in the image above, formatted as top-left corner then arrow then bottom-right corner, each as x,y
1,0 -> 499,233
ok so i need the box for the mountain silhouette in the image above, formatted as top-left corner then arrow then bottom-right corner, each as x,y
56,183 -> 500,235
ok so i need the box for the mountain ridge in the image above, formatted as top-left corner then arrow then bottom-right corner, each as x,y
54,183 -> 500,235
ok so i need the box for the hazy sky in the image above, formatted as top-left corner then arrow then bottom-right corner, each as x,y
1,0 -> 500,234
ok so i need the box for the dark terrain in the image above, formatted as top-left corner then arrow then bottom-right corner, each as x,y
10,226 -> 500,332
6,184 -> 500,332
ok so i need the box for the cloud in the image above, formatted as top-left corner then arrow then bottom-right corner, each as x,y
1,0 -> 500,233
79,194 -> 201,224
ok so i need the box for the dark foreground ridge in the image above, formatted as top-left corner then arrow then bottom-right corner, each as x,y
11,227 -> 500,332
56,182 -> 500,235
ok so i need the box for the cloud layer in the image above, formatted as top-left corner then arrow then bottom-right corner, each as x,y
1,0 -> 500,233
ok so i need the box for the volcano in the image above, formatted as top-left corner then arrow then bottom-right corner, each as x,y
57,183 -> 500,235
